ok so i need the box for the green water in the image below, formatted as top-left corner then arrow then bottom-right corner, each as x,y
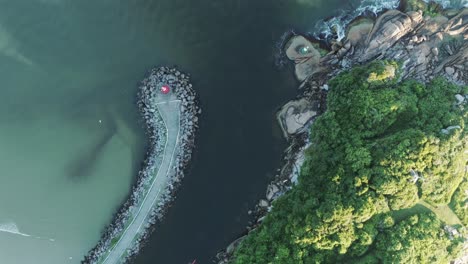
0,0 -> 345,263
0,1 -> 151,263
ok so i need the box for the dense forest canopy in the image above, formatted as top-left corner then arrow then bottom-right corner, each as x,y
233,61 -> 467,263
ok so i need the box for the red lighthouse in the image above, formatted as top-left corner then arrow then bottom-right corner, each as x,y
161,84 -> 170,94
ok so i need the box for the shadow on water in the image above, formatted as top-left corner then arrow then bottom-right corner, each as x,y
62,84 -> 147,181
65,111 -> 116,180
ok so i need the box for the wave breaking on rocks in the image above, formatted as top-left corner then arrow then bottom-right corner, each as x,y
217,1 -> 467,262
312,0 -> 466,42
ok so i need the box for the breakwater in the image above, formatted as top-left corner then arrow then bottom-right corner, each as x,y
83,66 -> 200,264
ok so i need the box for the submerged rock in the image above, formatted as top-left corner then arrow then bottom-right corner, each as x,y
266,184 -> 280,201
346,18 -> 374,47
361,10 -> 422,62
455,94 -> 465,104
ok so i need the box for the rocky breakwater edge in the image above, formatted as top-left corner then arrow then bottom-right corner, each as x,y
217,1 -> 467,262
83,66 -> 200,264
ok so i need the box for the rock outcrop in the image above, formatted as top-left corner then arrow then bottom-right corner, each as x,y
286,8 -> 467,87
217,2 -> 468,263
277,98 -> 318,138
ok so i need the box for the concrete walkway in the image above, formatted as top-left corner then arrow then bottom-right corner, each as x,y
101,92 -> 181,264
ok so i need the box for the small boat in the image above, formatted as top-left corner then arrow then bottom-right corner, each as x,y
188,260 -> 196,264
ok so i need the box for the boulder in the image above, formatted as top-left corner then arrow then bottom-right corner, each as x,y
455,94 -> 465,104
266,184 -> 280,200
419,15 -> 449,34
360,10 -> 422,62
285,35 -> 322,81
277,98 -> 318,139
442,9 -> 468,36
259,199 -> 269,207
345,18 -> 374,47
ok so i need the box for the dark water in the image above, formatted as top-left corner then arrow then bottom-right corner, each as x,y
0,0 -> 345,263
131,0 -> 467,263
131,1 -> 344,263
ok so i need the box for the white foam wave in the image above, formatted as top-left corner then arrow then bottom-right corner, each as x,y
0,222 -> 31,237
312,0 -> 467,41
312,0 -> 399,41
0,221 -> 56,242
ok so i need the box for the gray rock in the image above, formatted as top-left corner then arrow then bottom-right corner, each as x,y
277,98 -> 318,139
266,184 -> 280,200
445,67 -> 455,75
259,199 -> 269,207
361,10 -> 421,62
455,94 -> 465,104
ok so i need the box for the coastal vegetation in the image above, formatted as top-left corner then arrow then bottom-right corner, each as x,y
232,61 -> 467,263
403,0 -> 441,17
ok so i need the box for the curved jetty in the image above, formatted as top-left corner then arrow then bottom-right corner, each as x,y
83,67 -> 200,264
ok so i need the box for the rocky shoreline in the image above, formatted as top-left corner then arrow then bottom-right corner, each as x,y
216,1 -> 467,262
82,66 -> 200,264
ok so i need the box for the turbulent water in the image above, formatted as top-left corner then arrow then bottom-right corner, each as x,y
313,0 -> 468,41
0,222 -> 31,237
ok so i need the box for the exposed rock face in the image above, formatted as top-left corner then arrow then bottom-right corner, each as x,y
217,4 -> 468,264
286,8 -> 467,87
259,199 -> 269,208
277,98 -> 318,138
346,18 -> 374,47
284,35 -> 323,81
266,184 -> 280,200
455,94 -> 466,104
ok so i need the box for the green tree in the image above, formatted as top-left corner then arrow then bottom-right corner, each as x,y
374,213 -> 457,264
232,62 -> 467,263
